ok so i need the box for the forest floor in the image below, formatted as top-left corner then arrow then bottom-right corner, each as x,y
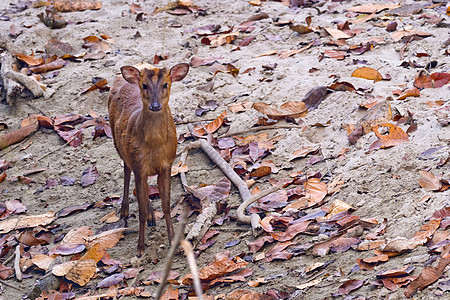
0,0 -> 449,299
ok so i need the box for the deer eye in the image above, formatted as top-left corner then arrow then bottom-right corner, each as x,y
142,84 -> 148,90
163,83 -> 168,89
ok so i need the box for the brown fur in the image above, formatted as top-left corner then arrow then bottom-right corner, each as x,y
108,63 -> 189,257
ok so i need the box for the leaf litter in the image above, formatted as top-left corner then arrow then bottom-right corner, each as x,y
0,0 -> 449,299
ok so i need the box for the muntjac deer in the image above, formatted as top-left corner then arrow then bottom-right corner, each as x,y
108,63 -> 189,257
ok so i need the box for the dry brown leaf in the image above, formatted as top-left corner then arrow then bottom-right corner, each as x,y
279,40 -> 314,59
192,110 -> 227,136
0,122 -> 39,150
54,0 -> 102,12
356,100 -> 393,135
13,52 -> 44,66
80,243 -> 107,263
228,101 -> 253,113
411,219 -> 441,243
84,228 -> 127,250
171,161 -> 189,176
0,211 -> 56,234
414,72 -> 450,89
289,145 -> 320,161
404,253 -> 450,298
52,261 -> 78,276
417,170 -> 442,191
327,199 -> 355,217
100,210 -> 119,223
255,50 -> 278,58
65,259 -> 97,286
351,67 -> 382,82
397,87 -> 420,100
29,58 -> 67,74
62,226 -> 93,244
391,30 -> 432,42
253,101 -> 307,119
347,4 -> 401,14
32,254 -> 55,271
296,278 -> 323,290
325,28 -> 352,39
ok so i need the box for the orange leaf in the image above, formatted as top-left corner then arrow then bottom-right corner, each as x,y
411,219 -> 441,243
249,166 -> 271,178
351,67 -> 382,82
192,111 -> 227,136
65,259 -> 97,286
13,52 -> 44,66
29,58 -> 67,73
0,122 -> 39,150
397,87 -> 420,100
372,123 -> 409,148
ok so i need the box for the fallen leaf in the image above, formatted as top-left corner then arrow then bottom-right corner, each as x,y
57,202 -> 93,217
418,171 -> 442,191
397,87 -> 420,100
296,277 -> 323,290
54,0 -> 102,12
391,30 -> 432,42
32,254 -> 55,271
80,166 -> 99,187
84,228 -> 127,250
404,252 -> 450,297
270,220 -> 311,242
347,4 -> 401,14
327,199 -> 355,217
351,67 -> 383,81
0,122 -> 39,149
324,49 -> 347,60
325,28 -> 352,39
279,40 -> 314,59
0,211 -> 56,234
0,264 -> 14,280
29,58 -> 67,74
13,52 -> 45,66
414,72 -> 450,89
289,145 -> 320,161
301,86 -> 328,111
65,259 -> 97,286
253,101 -> 307,119
338,279 -> 364,295
192,111 -> 227,136
372,123 -> 409,148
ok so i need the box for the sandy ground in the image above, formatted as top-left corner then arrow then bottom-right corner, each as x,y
0,0 -> 449,299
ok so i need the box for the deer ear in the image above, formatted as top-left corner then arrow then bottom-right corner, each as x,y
121,66 -> 140,84
170,63 -> 189,82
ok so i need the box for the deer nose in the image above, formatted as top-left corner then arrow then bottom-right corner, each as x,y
149,102 -> 161,111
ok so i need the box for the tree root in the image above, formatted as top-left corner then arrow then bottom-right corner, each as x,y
179,132 -> 286,244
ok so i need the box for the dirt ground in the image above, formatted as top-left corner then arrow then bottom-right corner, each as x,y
0,0 -> 449,299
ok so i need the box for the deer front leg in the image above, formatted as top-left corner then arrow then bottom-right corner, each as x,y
157,167 -> 174,245
135,173 -> 150,257
120,163 -> 131,220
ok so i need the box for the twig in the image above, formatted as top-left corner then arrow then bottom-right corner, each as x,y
0,279 -> 26,292
36,131 -> 81,162
14,245 -> 22,281
180,240 -> 203,300
175,118 -> 216,125
2,252 -> 15,266
236,182 -> 285,224
154,208 -> 188,299
218,124 -> 303,138
0,136 -> 30,158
